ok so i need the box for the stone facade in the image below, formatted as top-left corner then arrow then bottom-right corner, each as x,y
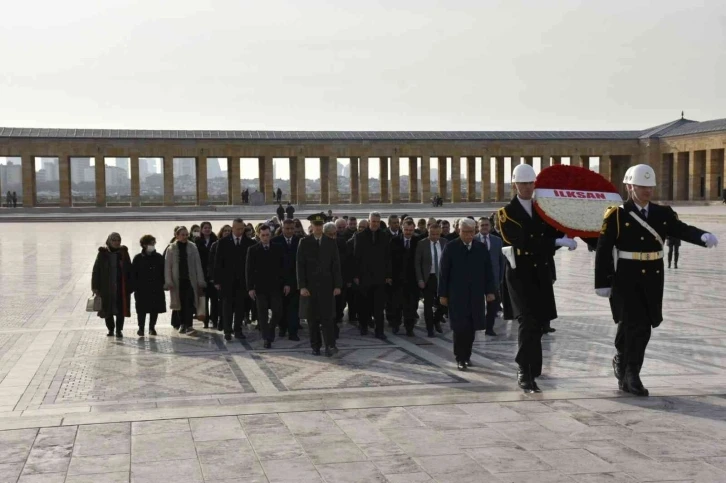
1,124 -> 725,206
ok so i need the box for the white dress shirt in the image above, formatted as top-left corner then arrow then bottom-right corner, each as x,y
429,239 -> 442,274
517,196 -> 533,217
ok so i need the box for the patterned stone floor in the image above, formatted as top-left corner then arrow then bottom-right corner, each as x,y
0,210 -> 725,482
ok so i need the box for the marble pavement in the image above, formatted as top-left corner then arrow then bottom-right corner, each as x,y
0,212 -> 725,482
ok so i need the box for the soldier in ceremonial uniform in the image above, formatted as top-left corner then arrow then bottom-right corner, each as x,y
497,164 -> 578,392
297,213 -> 343,356
595,164 -> 718,396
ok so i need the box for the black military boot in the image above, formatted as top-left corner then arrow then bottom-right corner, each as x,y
612,353 -> 626,390
624,365 -> 649,397
517,367 -> 534,392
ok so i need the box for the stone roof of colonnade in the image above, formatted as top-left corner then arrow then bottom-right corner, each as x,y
1,117 -> 724,141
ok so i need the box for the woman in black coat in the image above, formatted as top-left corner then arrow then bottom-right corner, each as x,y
207,225 -> 231,331
195,222 -> 218,328
92,232 -> 133,337
132,234 -> 167,336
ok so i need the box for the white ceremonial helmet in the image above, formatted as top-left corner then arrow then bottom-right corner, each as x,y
512,163 -> 536,183
626,164 -> 656,187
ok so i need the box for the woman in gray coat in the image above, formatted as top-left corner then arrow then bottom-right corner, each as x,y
164,226 -> 206,335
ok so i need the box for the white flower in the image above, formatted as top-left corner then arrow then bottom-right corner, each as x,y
534,189 -> 622,233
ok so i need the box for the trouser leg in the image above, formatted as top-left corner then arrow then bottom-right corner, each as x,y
616,321 -> 651,370
402,287 -> 418,331
321,316 -> 335,348
149,313 -> 158,329
674,246 -> 679,266
256,294 -> 271,342
358,287 -> 372,334
179,280 -> 195,329
423,275 -> 437,332
309,318 -> 322,350
667,246 -> 673,265
516,315 -> 544,377
137,313 -> 146,330
287,292 -> 300,337
116,315 -> 125,331
372,284 -> 386,336
207,284 -> 218,326
485,298 -> 498,332
105,316 -> 115,332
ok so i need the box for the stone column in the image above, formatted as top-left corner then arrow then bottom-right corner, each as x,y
328,156 -> 339,204
437,156 -> 448,200
541,156 -> 551,168
360,157 -> 369,203
408,157 -> 418,202
94,156 -> 106,207
289,158 -> 298,203
228,157 -> 241,205
571,155 -> 586,168
494,156 -> 505,201
420,155 -> 431,203
673,152 -> 689,200
196,156 -> 208,205
320,157 -> 330,204
480,156 -> 491,202
295,156 -> 307,204
21,155 -> 36,207
706,149 -> 724,200
350,157 -> 359,204
379,157 -> 389,203
163,155 -> 175,206
130,156 -> 140,207
688,151 -> 706,201
259,156 -> 274,203
58,156 -> 72,207
599,155 -> 612,183
391,157 -> 401,203
466,156 -> 476,201
523,156 -> 534,166
450,156 -> 461,202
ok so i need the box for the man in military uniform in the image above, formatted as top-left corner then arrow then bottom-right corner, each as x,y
595,164 -> 718,396
297,213 -> 343,357
497,164 -> 577,392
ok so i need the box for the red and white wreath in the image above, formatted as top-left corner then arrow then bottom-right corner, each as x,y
534,165 -> 622,238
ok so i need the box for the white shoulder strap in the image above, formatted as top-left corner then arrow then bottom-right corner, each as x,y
628,211 -> 664,247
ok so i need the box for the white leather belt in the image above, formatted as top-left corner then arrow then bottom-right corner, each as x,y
617,250 -> 664,261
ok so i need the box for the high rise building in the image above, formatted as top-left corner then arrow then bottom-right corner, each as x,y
173,158 -> 195,177
139,158 -> 153,182
207,158 -> 223,179
0,160 -> 22,190
38,158 -> 59,181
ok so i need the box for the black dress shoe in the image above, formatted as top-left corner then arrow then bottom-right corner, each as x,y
217,325 -> 224,332
263,341 -> 272,349
464,360 -> 472,368
612,354 -> 625,381
484,330 -> 497,336
374,333 -> 388,341
324,348 -> 333,357
107,331 -> 114,337
624,366 -> 649,397
312,349 -> 321,356
427,330 -> 435,338
457,362 -> 467,371
137,329 -> 144,337
288,334 -> 300,341
224,334 -> 232,341
329,346 -> 339,355
531,379 -> 542,393
179,327 -> 188,334
115,331 -> 123,338
203,322 -> 209,328
434,322 -> 443,333
546,327 -> 556,333
406,329 -> 415,337
517,369 -> 534,391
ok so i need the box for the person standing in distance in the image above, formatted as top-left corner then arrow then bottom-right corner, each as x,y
595,164 -> 718,396
297,213 -> 343,357
497,163 -> 577,393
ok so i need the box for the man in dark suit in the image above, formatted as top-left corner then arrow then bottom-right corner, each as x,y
498,164 -> 576,392
276,203 -> 285,221
298,213 -> 343,356
439,219 -> 497,371
415,223 -> 448,337
326,221 -> 348,339
246,225 -> 289,348
477,217 -> 504,336
596,163 -> 717,396
271,219 -> 301,340
214,217 -> 256,341
389,219 -> 420,336
386,215 -> 401,238
285,202 -> 295,220
351,212 -> 392,339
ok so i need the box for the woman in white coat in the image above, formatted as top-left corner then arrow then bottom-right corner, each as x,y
165,226 -> 206,335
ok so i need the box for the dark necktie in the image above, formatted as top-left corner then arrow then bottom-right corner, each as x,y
287,238 -> 291,247
264,245 -> 269,251
235,238 -> 240,247
640,208 -> 647,219
433,242 -> 439,277
317,238 -> 321,247
405,239 -> 409,249
372,231 -> 376,244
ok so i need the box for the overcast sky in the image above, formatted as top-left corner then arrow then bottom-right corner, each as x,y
1,0 -> 724,132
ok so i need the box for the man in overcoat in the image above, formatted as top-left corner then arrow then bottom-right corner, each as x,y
438,219 -> 496,370
497,164 -> 577,392
297,213 -> 343,356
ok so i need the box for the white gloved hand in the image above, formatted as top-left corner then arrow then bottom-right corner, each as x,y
555,235 -> 577,251
595,288 -> 611,297
701,233 -> 719,248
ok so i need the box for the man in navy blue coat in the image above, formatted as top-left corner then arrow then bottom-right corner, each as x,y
438,218 -> 496,371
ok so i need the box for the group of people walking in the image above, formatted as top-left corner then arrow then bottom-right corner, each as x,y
90,161 -> 719,395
